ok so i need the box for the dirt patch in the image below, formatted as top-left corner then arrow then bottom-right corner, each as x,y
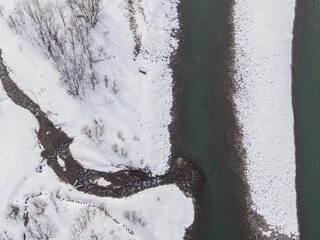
127,0 -> 142,58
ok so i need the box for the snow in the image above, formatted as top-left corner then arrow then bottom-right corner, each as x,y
0,0 -> 194,239
0,0 -> 179,175
96,177 -> 111,187
57,157 -> 65,168
232,0 -> 299,237
0,185 -> 193,240
262,229 -> 272,238
0,86 -> 58,215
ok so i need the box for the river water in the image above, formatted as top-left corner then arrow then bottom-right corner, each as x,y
293,0 -> 320,239
171,0 -> 248,239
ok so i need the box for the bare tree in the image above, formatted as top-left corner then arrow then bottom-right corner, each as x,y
104,75 -> 108,88
111,144 -> 119,154
133,134 -> 140,141
123,210 -> 146,226
90,72 -> 98,90
120,147 -> 128,158
71,206 -> 100,240
67,0 -> 102,28
82,124 -> 93,139
82,120 -> 105,142
111,81 -> 119,94
5,204 -> 20,222
7,0 -> 105,96
117,130 -> 125,141
31,199 -> 48,216
0,231 -> 12,240
0,5 -> 4,17
27,223 -> 57,240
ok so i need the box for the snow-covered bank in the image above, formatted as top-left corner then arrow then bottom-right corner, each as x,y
0,85 -> 194,239
0,0 -> 194,239
0,0 -> 179,175
232,0 -> 299,238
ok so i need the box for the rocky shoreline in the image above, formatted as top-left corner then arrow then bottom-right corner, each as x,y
168,4 -> 203,239
291,0 -> 304,236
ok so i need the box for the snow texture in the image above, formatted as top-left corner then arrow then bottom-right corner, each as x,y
233,0 -> 299,237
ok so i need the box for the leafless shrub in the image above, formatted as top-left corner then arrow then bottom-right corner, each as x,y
111,81 -> 119,94
8,0 -> 105,96
82,124 -> 93,139
0,231 -> 12,240
89,230 -> 104,240
5,204 -> 21,222
111,144 -> 128,158
50,193 -> 59,213
120,148 -> 128,158
27,223 -> 57,240
90,72 -> 98,90
93,120 -> 105,142
72,228 -> 104,240
71,206 -> 103,240
82,120 -> 105,143
76,207 -> 93,232
0,5 -> 4,17
144,164 -> 151,174
123,210 -> 146,226
133,134 -> 140,141
111,144 -> 119,154
31,199 -> 48,216
97,46 -> 107,59
104,75 -> 108,88
117,130 -> 125,141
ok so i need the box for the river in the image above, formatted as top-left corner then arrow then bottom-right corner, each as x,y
170,0 -> 250,239
293,0 -> 320,239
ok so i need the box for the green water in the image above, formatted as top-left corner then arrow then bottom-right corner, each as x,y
173,0 -> 245,239
294,0 -> 320,239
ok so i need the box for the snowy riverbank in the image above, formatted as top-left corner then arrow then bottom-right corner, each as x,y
0,0 -> 178,175
0,0 -> 194,239
233,0 -> 299,238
